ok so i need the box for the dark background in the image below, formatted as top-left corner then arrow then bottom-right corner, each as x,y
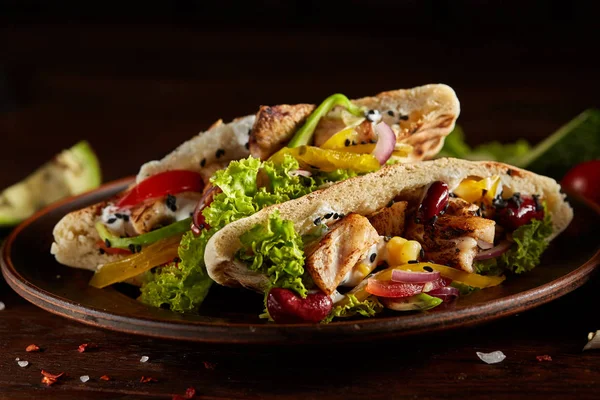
1,1 -> 599,188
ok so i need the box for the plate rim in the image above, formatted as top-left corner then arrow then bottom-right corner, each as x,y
2,177 -> 599,344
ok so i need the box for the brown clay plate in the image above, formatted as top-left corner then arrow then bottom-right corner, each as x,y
1,177 -> 599,344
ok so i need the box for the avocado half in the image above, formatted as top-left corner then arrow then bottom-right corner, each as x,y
0,141 -> 102,227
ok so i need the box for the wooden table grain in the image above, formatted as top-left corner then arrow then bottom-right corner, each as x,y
1,13 -> 599,399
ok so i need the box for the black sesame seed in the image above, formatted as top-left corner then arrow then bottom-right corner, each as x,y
387,199 -> 395,207
369,253 -> 376,263
98,248 -> 105,255
200,158 -> 207,167
173,257 -> 181,263
420,248 -> 425,259
248,128 -> 252,135
313,217 -> 322,226
423,266 -> 434,272
368,109 -> 375,115
324,213 -> 333,219
104,239 -> 111,248
370,139 -> 377,144
533,194 -> 542,211
482,189 -> 488,196
338,213 -> 345,219
399,115 -> 409,121
387,110 -> 395,116
166,194 -> 177,212
361,140 -> 367,145
449,192 -> 457,198
344,139 -> 351,147
431,215 -> 438,224
107,217 -> 117,224
128,244 -> 136,253
215,148 -> 225,158
115,213 -> 123,219
122,214 -> 130,222
476,208 -> 482,217
333,213 -> 339,219
408,260 -> 419,264
384,236 -> 392,242
352,140 -> 357,146
245,142 -> 250,150
136,244 -> 142,253
507,169 -> 513,176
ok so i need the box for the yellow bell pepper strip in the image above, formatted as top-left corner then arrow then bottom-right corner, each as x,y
393,263 -> 505,288
95,218 -> 192,250
287,94 -> 364,148
321,127 -> 413,157
454,176 -> 501,204
269,146 -> 380,173
89,234 -> 182,289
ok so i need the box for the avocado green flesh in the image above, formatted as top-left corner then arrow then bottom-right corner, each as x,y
0,141 -> 101,227
385,293 -> 443,311
518,109 -> 600,179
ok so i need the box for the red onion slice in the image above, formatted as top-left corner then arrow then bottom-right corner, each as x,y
391,269 -> 441,283
192,185 -> 221,232
372,121 -> 396,165
474,239 -> 512,260
477,239 -> 494,250
428,286 -> 460,302
288,169 -> 312,178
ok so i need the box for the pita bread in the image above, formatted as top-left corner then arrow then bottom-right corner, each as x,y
204,158 -> 573,292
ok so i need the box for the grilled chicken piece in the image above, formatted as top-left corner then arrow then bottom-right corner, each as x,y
249,104 -> 315,160
129,192 -> 202,235
446,197 -> 479,217
305,213 -> 380,295
367,201 -> 408,237
312,115 -> 347,147
404,214 -> 496,272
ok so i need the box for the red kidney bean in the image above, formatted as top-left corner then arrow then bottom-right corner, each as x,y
417,181 -> 449,224
495,194 -> 544,231
267,288 -> 333,323
192,184 -> 222,232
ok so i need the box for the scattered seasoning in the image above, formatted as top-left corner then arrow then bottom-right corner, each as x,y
100,375 -> 110,381
420,248 -> 425,259
115,213 -> 123,219
387,110 -> 395,116
370,138 -> 376,143
41,370 -> 65,386
80,375 -> 90,383
324,213 -> 333,219
200,158 -> 207,167
369,253 -> 377,263
17,360 -> 29,368
140,356 -> 150,363
26,344 -> 40,352
492,195 -> 507,209
203,361 -> 217,370
107,217 -> 117,224
431,215 -> 438,224
140,376 -> 158,383
481,189 -> 488,197
475,208 -> 482,217
245,142 -> 250,150
536,355 -> 552,362
173,257 -> 182,263
333,213 -> 339,220
215,148 -> 225,159
423,266 -> 434,272
104,239 -> 112,248
338,213 -> 345,219
408,260 -> 419,264
360,140 -> 367,145
506,168 -> 513,176
384,236 -> 392,242
313,217 -> 322,226
136,244 -> 142,253
476,350 -> 506,364
78,343 -> 98,353
344,139 -> 351,147
99,248 -> 105,255
352,140 -> 357,146
387,199 -> 395,207
532,194 -> 542,211
166,194 -> 177,212
128,244 -> 137,253
399,115 -> 409,121
0,301 -> 5,311
122,214 -> 130,222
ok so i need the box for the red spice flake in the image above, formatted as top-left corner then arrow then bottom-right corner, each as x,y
203,361 -> 216,370
100,375 -> 111,381
26,344 -> 41,352
536,355 -> 552,362
172,387 -> 197,400
77,343 -> 99,353
140,376 -> 158,383
41,370 -> 65,386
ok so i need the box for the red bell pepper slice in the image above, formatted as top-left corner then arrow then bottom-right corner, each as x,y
96,240 -> 132,255
116,170 -> 204,208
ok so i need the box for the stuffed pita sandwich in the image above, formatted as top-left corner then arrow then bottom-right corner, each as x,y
204,158 -> 573,323
51,84 -> 460,312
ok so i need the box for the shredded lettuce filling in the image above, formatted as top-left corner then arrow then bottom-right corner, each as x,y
474,203 -> 553,275
323,295 -> 383,323
139,155 -> 355,312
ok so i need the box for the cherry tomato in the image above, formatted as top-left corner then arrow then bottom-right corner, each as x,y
365,277 -> 447,298
117,170 -> 204,208
561,160 -> 600,205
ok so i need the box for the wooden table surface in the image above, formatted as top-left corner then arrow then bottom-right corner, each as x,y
1,9 -> 599,399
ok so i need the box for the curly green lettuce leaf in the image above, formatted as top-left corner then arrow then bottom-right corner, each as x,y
238,210 -> 309,297
323,294 -> 383,323
474,203 -> 553,275
139,229 -> 216,312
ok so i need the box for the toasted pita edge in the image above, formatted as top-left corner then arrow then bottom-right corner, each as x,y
204,157 -> 573,292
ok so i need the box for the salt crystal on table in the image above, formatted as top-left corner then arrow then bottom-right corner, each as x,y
17,361 -> 29,368
0,302 -> 5,311
80,375 -> 90,383
476,351 -> 506,364
140,356 -> 149,363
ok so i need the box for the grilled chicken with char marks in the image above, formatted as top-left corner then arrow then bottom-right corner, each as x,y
367,201 -> 408,237
129,192 -> 202,235
305,213 -> 380,295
